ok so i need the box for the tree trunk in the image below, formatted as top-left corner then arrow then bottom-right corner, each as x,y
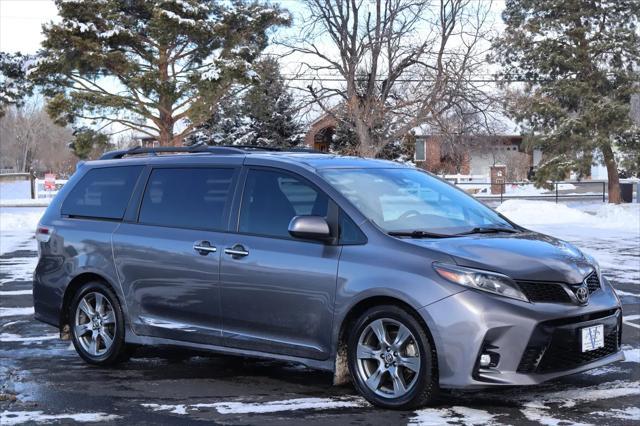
354,117 -> 374,157
601,143 -> 621,204
158,123 -> 174,146
157,46 -> 175,146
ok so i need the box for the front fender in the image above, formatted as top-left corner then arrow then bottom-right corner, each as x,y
331,242 -> 465,354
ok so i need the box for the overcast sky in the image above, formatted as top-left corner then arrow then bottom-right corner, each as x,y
0,0 -> 513,132
0,0 -> 58,53
1,0 -> 506,54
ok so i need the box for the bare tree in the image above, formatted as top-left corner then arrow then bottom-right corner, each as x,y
0,100 -> 75,174
284,0 -> 495,156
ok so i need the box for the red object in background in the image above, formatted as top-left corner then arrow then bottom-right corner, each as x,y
44,173 -> 56,191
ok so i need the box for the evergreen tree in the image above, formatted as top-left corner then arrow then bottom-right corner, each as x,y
33,0 -> 290,146
190,57 -> 301,148
243,58 -> 301,147
0,52 -> 34,117
493,0 -> 640,203
188,89 -> 255,146
331,112 -> 359,155
70,128 -> 110,160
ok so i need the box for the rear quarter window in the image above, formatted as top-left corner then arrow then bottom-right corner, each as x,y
61,166 -> 143,220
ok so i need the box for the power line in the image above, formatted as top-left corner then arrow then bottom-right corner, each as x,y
281,76 -> 551,83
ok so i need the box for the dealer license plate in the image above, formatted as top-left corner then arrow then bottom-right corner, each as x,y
581,324 -> 604,352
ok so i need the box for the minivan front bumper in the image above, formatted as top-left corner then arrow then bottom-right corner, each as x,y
420,279 -> 624,389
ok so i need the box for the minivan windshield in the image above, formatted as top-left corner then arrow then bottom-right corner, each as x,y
321,168 -> 515,236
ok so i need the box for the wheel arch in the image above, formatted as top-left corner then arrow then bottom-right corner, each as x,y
59,272 -> 123,332
332,295 -> 438,385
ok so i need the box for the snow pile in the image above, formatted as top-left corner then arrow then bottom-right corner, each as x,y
0,181 -> 31,200
497,200 -> 639,231
0,210 -> 43,232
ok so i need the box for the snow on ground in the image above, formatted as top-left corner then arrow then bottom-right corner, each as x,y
497,199 -> 639,230
0,181 -> 53,206
462,182 -> 599,197
0,411 -> 121,425
409,406 -> 497,425
0,207 -> 44,255
142,396 -> 367,416
0,181 -> 31,200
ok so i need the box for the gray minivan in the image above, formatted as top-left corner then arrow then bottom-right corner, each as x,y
33,146 -> 623,409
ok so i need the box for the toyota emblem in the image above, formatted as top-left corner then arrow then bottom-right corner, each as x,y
575,285 -> 589,304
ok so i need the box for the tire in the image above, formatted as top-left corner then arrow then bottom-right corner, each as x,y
69,281 -> 127,365
347,305 -> 438,409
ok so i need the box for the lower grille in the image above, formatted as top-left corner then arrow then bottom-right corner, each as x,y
517,309 -> 621,374
517,281 -> 571,303
536,327 -> 618,372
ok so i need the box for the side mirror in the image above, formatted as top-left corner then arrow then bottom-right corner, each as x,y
288,216 -> 332,241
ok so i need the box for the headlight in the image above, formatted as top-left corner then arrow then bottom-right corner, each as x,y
433,263 -> 529,302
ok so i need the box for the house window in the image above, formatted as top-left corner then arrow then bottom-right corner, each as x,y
415,139 -> 426,161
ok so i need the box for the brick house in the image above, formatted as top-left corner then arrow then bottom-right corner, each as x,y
304,113 -> 537,180
304,114 -> 337,152
414,134 -> 536,180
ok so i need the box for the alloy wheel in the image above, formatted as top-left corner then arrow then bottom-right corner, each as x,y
356,317 -> 421,398
74,292 -> 117,357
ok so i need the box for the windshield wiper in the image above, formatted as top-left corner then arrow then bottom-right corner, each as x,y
456,226 -> 519,236
388,230 -> 453,239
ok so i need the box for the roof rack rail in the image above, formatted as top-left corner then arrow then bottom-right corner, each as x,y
223,145 -> 281,152
220,145 -> 328,154
99,144 -> 328,160
99,145 -> 245,160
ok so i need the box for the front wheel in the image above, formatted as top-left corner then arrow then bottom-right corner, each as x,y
69,282 -> 126,365
348,305 -> 438,409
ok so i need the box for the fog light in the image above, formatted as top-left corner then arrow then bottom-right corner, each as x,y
479,353 -> 491,367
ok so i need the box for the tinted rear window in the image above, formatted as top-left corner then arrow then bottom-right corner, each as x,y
138,168 -> 235,230
61,166 -> 142,220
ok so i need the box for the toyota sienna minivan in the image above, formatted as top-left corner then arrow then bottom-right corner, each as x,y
33,145 -> 624,409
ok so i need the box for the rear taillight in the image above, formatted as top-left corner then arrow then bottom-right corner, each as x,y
36,226 -> 52,243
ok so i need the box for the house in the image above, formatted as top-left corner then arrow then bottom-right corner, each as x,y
414,134 -> 539,181
303,113 -> 540,180
304,114 -> 337,152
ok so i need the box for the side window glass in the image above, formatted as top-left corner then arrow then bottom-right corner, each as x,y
239,169 -> 328,238
138,168 -> 235,230
61,166 -> 142,220
339,211 -> 367,245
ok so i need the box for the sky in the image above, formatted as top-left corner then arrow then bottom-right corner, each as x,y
0,0 -> 512,132
0,0 -> 59,53
0,0 -> 506,55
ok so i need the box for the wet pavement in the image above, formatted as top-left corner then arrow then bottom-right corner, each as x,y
1,233 -> 639,425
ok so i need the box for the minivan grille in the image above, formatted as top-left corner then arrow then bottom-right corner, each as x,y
517,272 -> 601,304
585,272 -> 601,294
516,281 -> 571,303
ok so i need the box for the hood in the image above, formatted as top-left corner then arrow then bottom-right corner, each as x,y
403,231 -> 594,284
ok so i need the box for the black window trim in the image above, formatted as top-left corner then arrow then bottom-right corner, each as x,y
233,165 -> 367,245
133,165 -> 240,233
60,164 -> 145,222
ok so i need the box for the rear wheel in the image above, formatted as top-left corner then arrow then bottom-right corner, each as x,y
69,282 -> 126,365
348,305 -> 438,409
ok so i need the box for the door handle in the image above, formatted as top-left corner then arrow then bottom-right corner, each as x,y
224,244 -> 249,258
193,241 -> 217,256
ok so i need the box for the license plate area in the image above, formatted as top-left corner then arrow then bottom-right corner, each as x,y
581,324 -> 604,352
